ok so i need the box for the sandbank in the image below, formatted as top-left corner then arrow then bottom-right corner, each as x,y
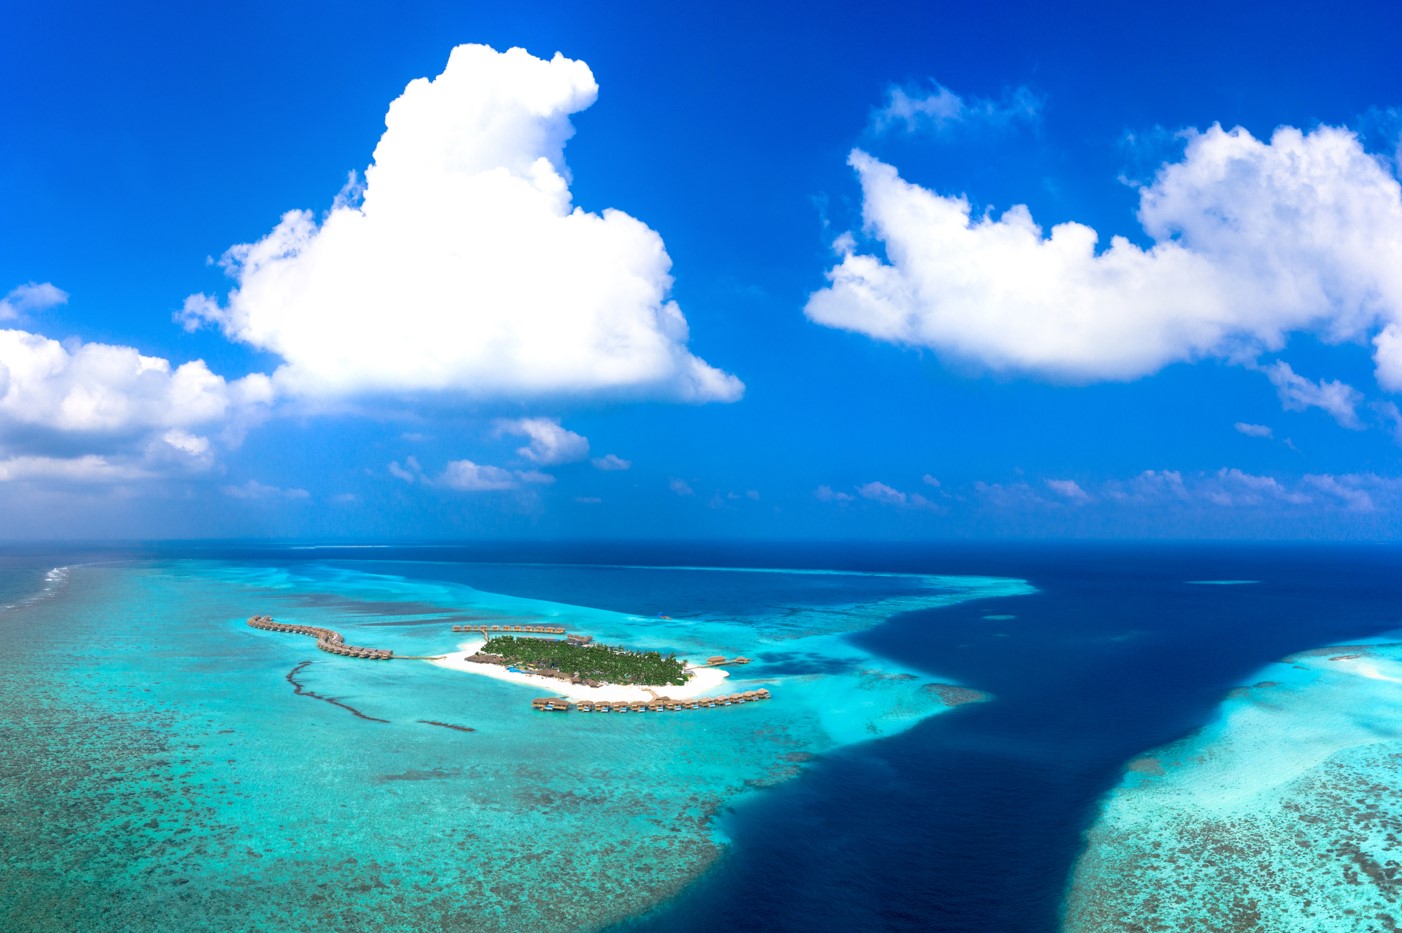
428,637 -> 732,702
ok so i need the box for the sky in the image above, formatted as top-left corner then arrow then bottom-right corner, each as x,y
3,0 -> 1402,541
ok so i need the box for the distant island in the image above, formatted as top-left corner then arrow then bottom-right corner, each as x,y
473,634 -> 690,686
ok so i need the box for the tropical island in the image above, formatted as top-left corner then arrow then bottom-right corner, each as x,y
473,635 -> 691,686
431,631 -> 732,702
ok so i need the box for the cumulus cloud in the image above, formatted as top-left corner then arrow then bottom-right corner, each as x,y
808,125 -> 1402,392
1259,361 -> 1363,428
815,484 -> 853,504
495,417 -> 588,464
0,326 -> 273,482
871,81 -> 1041,136
223,480 -> 310,500
0,282 -> 68,320
669,478 -> 694,496
1235,422 -> 1273,438
182,44 -> 742,404
592,453 -> 631,471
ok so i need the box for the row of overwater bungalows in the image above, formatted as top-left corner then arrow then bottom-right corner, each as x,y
246,615 -> 393,660
531,688 -> 771,713
451,624 -> 568,635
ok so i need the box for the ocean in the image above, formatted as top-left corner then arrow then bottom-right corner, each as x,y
1,542 -> 1399,931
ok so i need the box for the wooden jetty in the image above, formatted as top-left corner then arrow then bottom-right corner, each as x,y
530,687 -> 771,714
452,624 -> 567,635
247,615 -> 393,660
703,655 -> 753,667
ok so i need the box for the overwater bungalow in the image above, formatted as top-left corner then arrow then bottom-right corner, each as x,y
596,701 -> 612,713
647,701 -> 665,712
630,701 -> 647,713
706,655 -> 727,665
733,657 -> 752,665
576,700 -> 594,712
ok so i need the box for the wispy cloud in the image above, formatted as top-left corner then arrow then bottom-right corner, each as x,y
1259,361 -> 1362,428
871,81 -> 1041,136
1234,422 -> 1273,438
592,453 -> 631,471
223,480 -> 310,500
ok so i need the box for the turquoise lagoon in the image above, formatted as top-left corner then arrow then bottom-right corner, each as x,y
0,558 -> 1030,932
1064,636 -> 1402,932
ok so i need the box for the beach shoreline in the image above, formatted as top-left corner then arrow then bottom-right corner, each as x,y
428,637 -> 732,701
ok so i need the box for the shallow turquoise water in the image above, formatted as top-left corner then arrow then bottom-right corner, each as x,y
1064,636 -> 1402,932
0,558 -> 1028,932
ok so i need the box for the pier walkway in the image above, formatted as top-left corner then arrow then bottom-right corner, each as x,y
247,615 -> 393,660
452,624 -> 567,635
531,688 -> 771,714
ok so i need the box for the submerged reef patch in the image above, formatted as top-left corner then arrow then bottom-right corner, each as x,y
1065,642 -> 1402,932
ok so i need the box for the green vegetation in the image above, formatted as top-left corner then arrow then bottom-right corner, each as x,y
480,636 -> 690,686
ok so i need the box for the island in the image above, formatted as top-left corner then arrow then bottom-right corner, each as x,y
473,635 -> 691,686
431,631 -> 734,702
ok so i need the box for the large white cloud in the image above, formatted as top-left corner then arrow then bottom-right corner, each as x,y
0,326 -> 272,481
807,125 -> 1402,386
183,43 -> 742,404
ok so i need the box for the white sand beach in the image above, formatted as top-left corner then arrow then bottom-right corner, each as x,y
428,636 -> 731,701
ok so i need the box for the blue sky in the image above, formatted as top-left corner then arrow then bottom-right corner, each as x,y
3,0 -> 1402,540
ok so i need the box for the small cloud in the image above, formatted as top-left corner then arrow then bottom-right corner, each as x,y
1234,422 -> 1273,439
1260,361 -> 1363,428
223,480 -> 310,500
438,459 -> 520,491
401,432 -> 431,443
871,81 -> 1042,136
516,469 -> 555,485
388,456 -> 421,483
815,485 -> 853,504
1045,478 -> 1091,503
1304,474 -> 1375,512
0,281 -> 68,320
1374,401 -> 1402,443
495,417 -> 589,465
669,478 -> 694,496
745,489 -> 760,501
330,492 -> 358,505
575,496 -> 602,504
592,453 -> 631,471
857,481 -> 907,506
922,474 -> 941,488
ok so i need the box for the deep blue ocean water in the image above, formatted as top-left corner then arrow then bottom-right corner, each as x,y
3,541 -> 1400,931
